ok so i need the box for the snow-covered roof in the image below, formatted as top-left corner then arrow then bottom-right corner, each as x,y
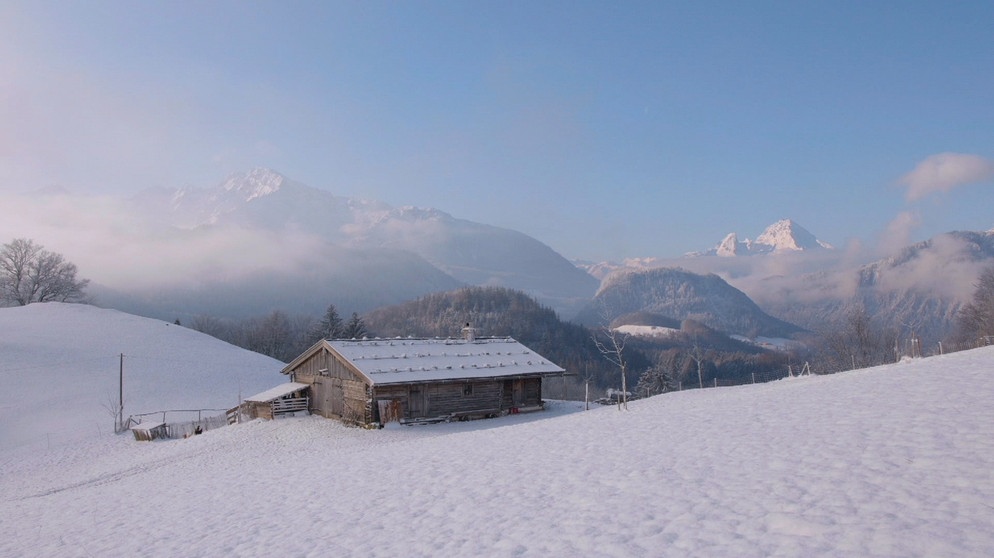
244,382 -> 309,403
323,337 -> 565,386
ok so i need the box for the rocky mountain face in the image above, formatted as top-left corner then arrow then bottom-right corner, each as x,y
110,168 -> 597,320
576,219 -> 833,281
573,267 -> 807,340
689,219 -> 833,257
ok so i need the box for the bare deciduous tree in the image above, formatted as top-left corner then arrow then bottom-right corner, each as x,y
244,310 -> 294,361
593,326 -> 629,410
957,266 -> 994,346
0,238 -> 89,306
818,304 -> 893,372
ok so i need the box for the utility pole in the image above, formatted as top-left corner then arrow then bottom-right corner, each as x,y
118,353 -> 124,433
584,378 -> 589,411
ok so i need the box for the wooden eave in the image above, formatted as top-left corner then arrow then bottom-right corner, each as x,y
368,370 -> 562,388
280,339 -> 328,374
281,339 -> 378,387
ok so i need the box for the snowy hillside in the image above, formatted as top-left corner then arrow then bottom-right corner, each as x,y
0,303 -> 285,452
575,267 -> 805,339
3,340 -> 993,556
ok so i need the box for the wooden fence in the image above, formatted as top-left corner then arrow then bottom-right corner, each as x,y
127,408 -> 232,440
271,397 -> 309,416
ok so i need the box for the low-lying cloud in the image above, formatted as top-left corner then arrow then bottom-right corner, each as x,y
878,210 -> 922,257
0,191 -> 327,291
899,152 -> 994,202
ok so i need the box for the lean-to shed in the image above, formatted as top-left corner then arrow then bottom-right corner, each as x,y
242,382 -> 310,420
281,337 -> 566,426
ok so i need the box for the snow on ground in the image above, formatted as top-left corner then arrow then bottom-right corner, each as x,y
0,303 -> 284,453
3,335 -> 994,557
730,334 -> 795,351
618,326 -> 791,351
614,324 -> 679,338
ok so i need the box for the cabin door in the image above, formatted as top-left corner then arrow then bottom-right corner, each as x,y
512,379 -> 525,406
408,387 -> 425,418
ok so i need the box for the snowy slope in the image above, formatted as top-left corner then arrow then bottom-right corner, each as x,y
0,303 -> 284,452
2,343 -> 994,556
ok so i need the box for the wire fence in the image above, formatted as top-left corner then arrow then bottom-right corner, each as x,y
672,366 -> 804,392
126,408 -> 237,440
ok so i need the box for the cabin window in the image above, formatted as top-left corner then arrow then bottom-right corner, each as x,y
463,384 -> 474,396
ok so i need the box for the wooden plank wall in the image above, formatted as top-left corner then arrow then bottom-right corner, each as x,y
342,379 -> 371,424
524,377 -> 542,403
426,382 -> 502,416
246,401 -> 273,420
289,347 -> 368,420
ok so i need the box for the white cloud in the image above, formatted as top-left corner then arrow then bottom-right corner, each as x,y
899,152 -> 994,202
875,233 -> 987,301
879,211 -> 921,256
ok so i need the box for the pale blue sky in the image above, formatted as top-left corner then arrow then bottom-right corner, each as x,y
2,1 -> 993,260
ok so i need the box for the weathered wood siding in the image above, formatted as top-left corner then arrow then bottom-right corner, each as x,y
524,377 -> 542,403
373,378 -> 544,422
288,342 -> 551,426
426,381 -> 502,416
245,401 -> 274,420
288,346 -> 368,421
500,377 -> 543,409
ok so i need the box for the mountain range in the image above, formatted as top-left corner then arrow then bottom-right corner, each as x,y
17,168 -> 991,350
98,168 -> 597,320
575,219 -> 994,348
748,229 -> 994,343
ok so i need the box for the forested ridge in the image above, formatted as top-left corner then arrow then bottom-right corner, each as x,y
363,286 -> 619,385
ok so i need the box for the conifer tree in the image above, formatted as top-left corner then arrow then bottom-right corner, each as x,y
343,312 -> 368,339
312,303 -> 344,341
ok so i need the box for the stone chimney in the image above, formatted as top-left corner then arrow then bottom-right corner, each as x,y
461,322 -> 476,342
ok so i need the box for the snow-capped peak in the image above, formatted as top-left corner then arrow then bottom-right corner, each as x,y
686,219 -> 833,258
220,168 -> 285,201
754,219 -> 832,252
716,233 -> 740,257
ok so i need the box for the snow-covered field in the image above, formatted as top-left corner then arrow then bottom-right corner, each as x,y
614,324 -> 679,338
2,304 -> 994,557
0,303 -> 284,452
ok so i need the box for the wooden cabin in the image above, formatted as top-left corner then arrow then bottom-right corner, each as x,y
242,382 -> 310,420
281,336 -> 566,427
